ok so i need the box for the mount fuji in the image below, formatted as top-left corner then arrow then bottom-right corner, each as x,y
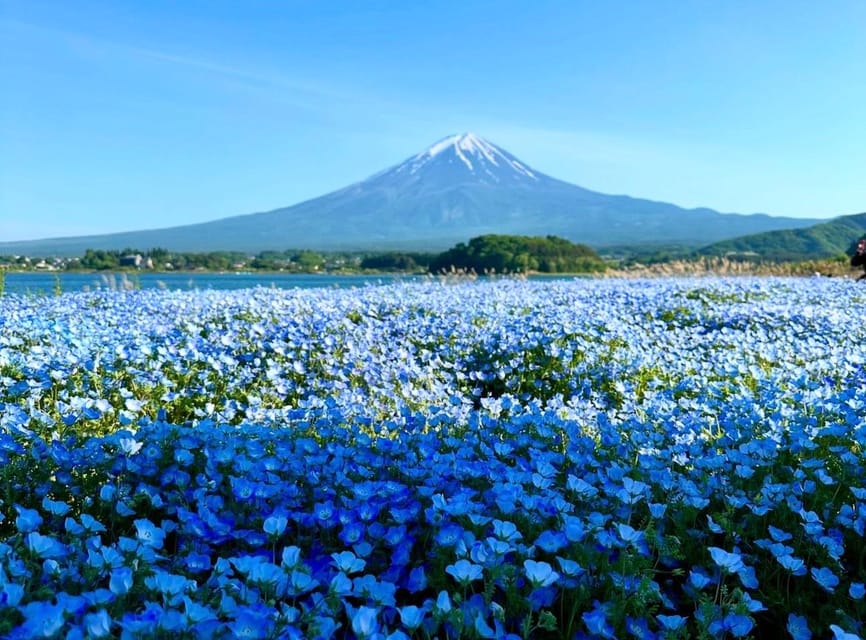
2,133 -> 818,255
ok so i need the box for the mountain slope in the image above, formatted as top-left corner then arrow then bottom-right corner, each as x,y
698,212 -> 866,260
1,133 -> 820,256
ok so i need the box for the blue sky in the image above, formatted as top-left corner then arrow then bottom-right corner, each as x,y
2,0 -> 865,241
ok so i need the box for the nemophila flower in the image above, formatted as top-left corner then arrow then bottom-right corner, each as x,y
741,592 -> 766,613
287,570 -> 317,596
84,610 -> 112,638
708,547 -> 744,574
14,506 -> 42,533
398,605 -> 426,630
657,614 -> 687,631
562,515 -> 586,542
41,496 -> 70,516
777,554 -> 808,576
709,613 -> 754,638
582,601 -> 615,639
26,532 -> 67,559
351,606 -> 380,638
281,545 -> 302,569
109,566 -> 134,595
707,515 -> 724,534
18,601 -> 66,638
434,590 -> 452,615
99,484 -> 116,502
625,615 -> 655,639
339,521 -> 365,546
1,582 -> 25,608
689,568 -> 712,590
329,571 -> 353,596
331,551 -> 366,574
556,556 -> 584,578
436,523 -> 464,547
829,625 -> 862,640
648,502 -> 666,518
249,561 -> 289,595
534,529 -> 567,553
787,613 -> 811,640
446,559 -> 483,585
491,519 -> 522,542
737,565 -> 759,589
849,582 -> 865,599
811,566 -> 840,593
228,607 -> 274,639
134,518 -> 166,549
405,566 -> 427,593
800,510 -> 823,536
145,570 -> 195,605
524,559 -> 559,588
617,477 -> 649,505
262,514 -> 288,538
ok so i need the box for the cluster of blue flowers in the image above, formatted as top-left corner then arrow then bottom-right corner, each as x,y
1,277 -> 865,638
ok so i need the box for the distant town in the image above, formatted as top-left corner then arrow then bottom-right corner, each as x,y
0,248 -> 406,274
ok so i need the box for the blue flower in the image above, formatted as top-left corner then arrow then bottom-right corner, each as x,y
14,506 -> 42,533
524,559 -> 559,588
19,601 -> 66,638
434,590 -> 452,614
710,613 -> 753,637
351,606 -> 379,638
556,556 -> 584,577
445,559 -> 483,584
582,601 -> 615,639
562,515 -> 586,542
850,582 -> 866,599
491,519 -> 522,542
398,605 -> 425,630
262,514 -> 288,537
287,570 -> 317,596
84,610 -> 112,638
26,532 -> 67,559
829,625 -> 862,640
329,571 -> 353,596
331,550 -> 366,574
228,607 -> 274,639
134,518 -> 166,549
689,568 -> 712,590
778,554 -> 807,576
786,613 -> 811,640
1,583 -> 24,608
41,497 -> 70,516
406,566 -> 427,593
657,614 -> 687,631
810,566 -> 839,593
708,547 -> 744,574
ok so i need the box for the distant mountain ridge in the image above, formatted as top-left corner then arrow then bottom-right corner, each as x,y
699,212 -> 866,261
0,133 -> 821,256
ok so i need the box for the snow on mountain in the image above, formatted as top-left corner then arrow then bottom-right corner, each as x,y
390,132 -> 540,183
0,132 -> 822,255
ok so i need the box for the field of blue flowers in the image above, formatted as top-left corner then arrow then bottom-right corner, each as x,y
1,277 -> 865,639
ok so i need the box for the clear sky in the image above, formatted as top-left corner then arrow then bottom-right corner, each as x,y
2,0 -> 865,241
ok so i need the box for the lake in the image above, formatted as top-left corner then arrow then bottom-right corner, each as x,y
0,272 -> 423,295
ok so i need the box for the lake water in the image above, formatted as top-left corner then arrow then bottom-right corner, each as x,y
1,272 -> 423,295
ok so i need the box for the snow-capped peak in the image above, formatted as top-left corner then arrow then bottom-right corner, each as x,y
395,132 -> 539,182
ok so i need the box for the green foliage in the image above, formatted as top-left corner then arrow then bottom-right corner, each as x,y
360,252 -> 435,271
699,211 -> 866,261
430,234 -> 606,274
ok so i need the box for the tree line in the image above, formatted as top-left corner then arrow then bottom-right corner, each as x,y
428,235 -> 606,274
4,235 -> 608,275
